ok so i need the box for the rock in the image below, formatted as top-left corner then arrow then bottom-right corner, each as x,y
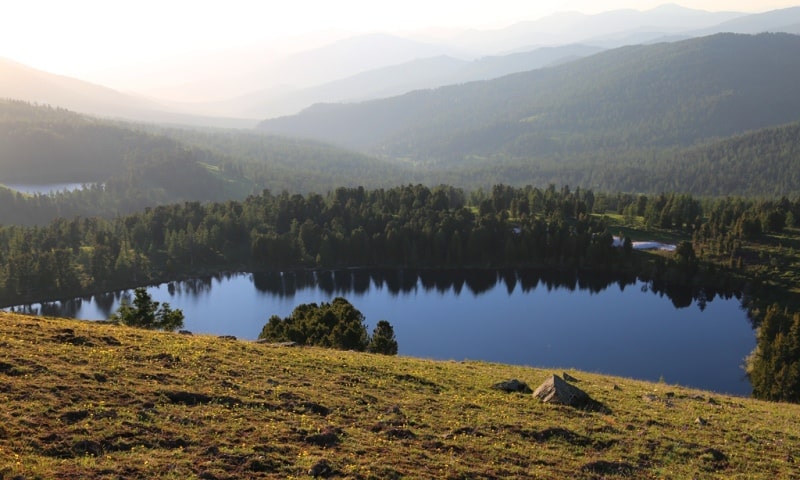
178,330 -> 193,335
695,417 -> 709,426
491,379 -> 532,394
612,384 -> 622,391
533,375 -> 591,408
218,335 -> 237,341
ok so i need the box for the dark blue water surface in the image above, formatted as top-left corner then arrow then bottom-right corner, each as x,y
17,269 -> 755,396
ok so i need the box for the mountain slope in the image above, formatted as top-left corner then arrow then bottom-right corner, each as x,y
423,120 -> 800,197
233,44 -> 604,119
259,33 -> 800,165
0,100 -> 417,224
0,57 -> 255,128
694,6 -> 800,35
446,4 -> 745,53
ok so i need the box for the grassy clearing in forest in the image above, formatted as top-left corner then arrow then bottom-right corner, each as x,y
0,312 -> 798,479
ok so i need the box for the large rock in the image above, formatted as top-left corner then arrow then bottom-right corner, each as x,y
533,375 -> 591,408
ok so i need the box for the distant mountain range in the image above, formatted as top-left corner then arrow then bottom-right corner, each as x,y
259,33 -> 800,164
180,5 -> 800,119
4,4 -> 800,125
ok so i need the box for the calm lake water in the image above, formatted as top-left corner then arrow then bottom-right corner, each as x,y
14,269 -> 756,396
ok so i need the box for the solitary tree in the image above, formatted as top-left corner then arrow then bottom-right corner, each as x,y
111,287 -> 184,331
368,320 -> 398,355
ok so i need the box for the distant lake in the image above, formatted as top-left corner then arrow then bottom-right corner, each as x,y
4,183 -> 89,195
12,269 -> 755,396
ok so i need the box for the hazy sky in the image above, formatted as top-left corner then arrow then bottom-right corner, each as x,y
1,0 -> 797,77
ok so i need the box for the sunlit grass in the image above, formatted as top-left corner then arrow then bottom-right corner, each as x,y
1,311 -> 798,478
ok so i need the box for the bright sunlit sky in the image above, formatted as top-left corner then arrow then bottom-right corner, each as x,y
1,0 -> 797,78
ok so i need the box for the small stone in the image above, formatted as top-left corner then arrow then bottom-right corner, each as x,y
612,384 -> 622,391
695,417 -> 708,426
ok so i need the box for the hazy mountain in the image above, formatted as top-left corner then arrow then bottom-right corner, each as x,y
127,5 -> 747,111
693,6 -> 800,35
214,44 -> 603,119
441,4 -> 745,54
259,33 -> 800,165
248,33 -> 465,91
452,45 -> 605,82
237,56 -> 468,119
0,58 -> 257,128
115,5 -> 798,116
0,57 -> 159,118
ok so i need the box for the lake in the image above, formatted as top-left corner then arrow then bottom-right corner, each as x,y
3,183 -> 90,195
12,269 -> 756,396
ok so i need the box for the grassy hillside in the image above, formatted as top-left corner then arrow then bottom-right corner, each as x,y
1,312 -> 798,479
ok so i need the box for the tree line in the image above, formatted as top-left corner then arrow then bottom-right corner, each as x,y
0,184 -> 636,307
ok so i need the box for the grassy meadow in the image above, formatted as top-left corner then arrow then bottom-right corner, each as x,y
0,312 -> 798,479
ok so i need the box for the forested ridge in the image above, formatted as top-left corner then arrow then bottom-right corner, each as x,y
4,98 -> 800,231
439,120 -> 800,196
0,100 -> 417,225
260,33 -> 800,170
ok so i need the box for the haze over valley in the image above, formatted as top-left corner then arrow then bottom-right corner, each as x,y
3,2 -> 800,123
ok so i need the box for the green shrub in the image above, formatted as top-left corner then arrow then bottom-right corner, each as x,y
259,298 -> 397,354
111,287 -> 184,331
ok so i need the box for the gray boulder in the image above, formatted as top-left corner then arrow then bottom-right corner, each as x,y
533,375 -> 591,408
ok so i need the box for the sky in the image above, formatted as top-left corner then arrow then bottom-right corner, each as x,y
1,0 -> 797,79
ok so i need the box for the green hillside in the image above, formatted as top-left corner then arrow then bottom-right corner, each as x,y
259,33 -> 800,165
1,312 -> 799,479
424,120 -> 800,196
0,101 -> 416,225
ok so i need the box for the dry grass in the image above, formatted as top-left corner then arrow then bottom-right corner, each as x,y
1,311 -> 798,479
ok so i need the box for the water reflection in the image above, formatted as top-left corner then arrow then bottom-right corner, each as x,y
247,268 -> 729,311
10,269 -> 740,319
